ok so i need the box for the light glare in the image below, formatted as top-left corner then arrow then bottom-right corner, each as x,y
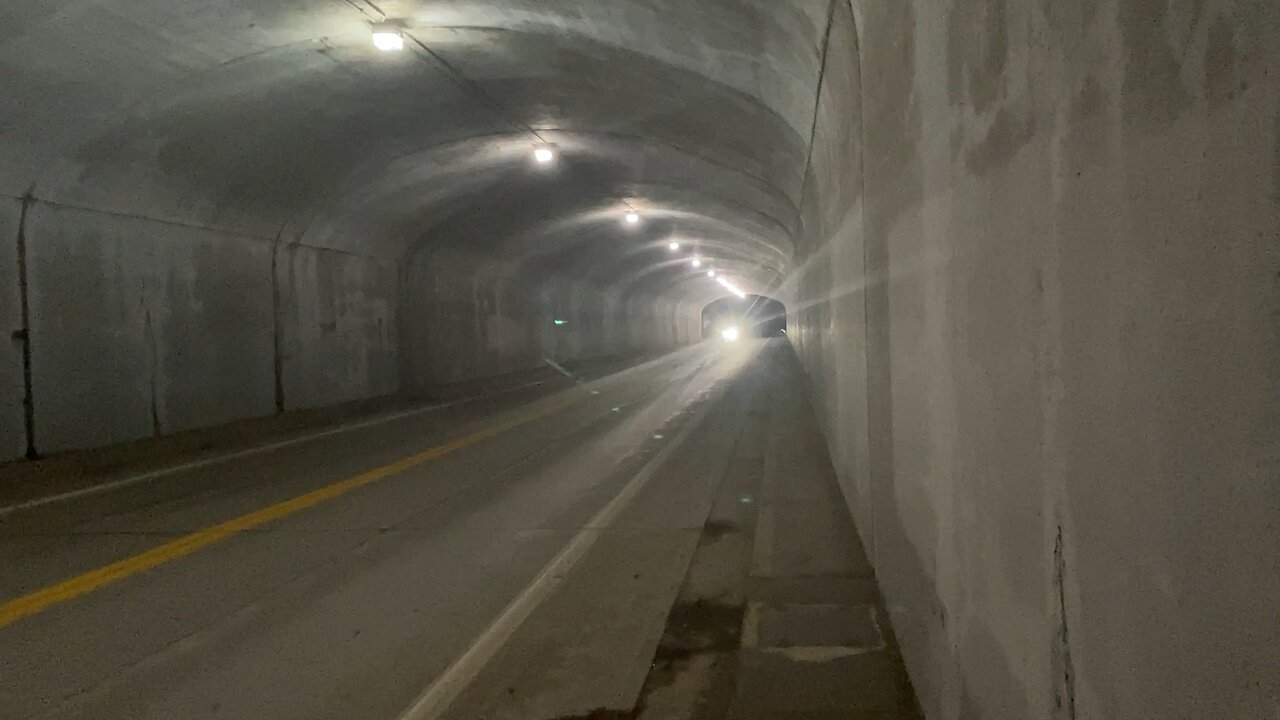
691,259 -> 702,268
534,147 -> 556,164
716,276 -> 748,298
372,31 -> 404,51
721,326 -> 741,342
668,241 -> 680,251
625,212 -> 640,225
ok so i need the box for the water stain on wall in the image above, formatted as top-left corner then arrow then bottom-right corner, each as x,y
947,0 -> 1009,114
861,0 -> 922,227
1071,74 -> 1106,124
946,0 -> 1037,177
1202,12 -> 1241,110
1269,99 -> 1280,224
1274,102 -> 1280,221
1119,0 -> 1192,130
965,107 -> 1037,177
1064,73 -> 1114,169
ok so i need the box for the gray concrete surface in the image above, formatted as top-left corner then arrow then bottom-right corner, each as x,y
0,343 -> 749,719
786,2 -> 1280,720
278,244 -> 400,411
26,202 -> 278,450
630,344 -> 920,720
0,198 -> 24,460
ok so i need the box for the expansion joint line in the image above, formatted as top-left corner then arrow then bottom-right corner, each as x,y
336,0 -> 383,22
14,193 -> 37,459
1054,524 -> 1079,719
331,0 -> 537,143
402,34 -> 545,146
792,0 -> 840,238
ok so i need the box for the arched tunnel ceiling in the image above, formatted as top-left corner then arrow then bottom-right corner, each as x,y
0,0 -> 830,304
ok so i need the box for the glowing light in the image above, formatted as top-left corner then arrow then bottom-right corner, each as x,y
624,212 -> 640,225
533,147 -> 556,164
691,258 -> 702,268
668,241 -> 680,251
716,276 -> 748,298
553,319 -> 568,326
721,326 -> 740,342
707,270 -> 716,278
371,25 -> 405,51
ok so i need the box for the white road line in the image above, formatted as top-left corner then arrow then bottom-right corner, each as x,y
0,379 -> 553,517
396,388 -> 718,720
0,350 -> 700,517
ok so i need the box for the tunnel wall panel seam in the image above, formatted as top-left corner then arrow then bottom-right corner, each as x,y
23,201 -> 279,453
0,198 -> 26,460
276,243 -> 401,412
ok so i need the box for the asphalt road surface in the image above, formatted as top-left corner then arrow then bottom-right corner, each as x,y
1,340 -> 770,720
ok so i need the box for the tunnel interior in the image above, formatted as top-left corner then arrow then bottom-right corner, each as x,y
0,1 -> 810,457
1,2 -> 1277,719
701,295 -> 787,339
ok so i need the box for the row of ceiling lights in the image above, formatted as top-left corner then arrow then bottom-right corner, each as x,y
665,239 -> 747,299
370,24 -> 749,300
537,150 -> 749,298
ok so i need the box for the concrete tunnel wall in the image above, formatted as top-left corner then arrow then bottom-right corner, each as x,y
785,1 -> 1279,719
0,193 -> 693,458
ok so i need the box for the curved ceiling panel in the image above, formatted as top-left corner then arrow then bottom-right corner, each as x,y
0,0 -> 827,296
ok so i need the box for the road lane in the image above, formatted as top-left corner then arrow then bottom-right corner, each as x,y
1,342 -> 763,719
0,346 -> 704,595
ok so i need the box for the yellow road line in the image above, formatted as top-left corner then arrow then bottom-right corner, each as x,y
0,399 -> 570,630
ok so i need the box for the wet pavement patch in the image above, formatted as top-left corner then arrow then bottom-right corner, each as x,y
634,599 -> 747,718
658,599 -> 745,657
643,598 -> 746,697
700,519 -> 738,541
545,710 -> 637,720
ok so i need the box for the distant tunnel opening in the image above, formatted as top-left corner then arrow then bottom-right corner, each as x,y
701,295 -> 787,340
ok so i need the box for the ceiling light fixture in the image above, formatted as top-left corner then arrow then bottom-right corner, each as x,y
716,276 -> 748,299
668,241 -> 680,251
371,23 -> 405,51
533,146 -> 556,164
691,258 -> 702,268
624,212 -> 641,225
